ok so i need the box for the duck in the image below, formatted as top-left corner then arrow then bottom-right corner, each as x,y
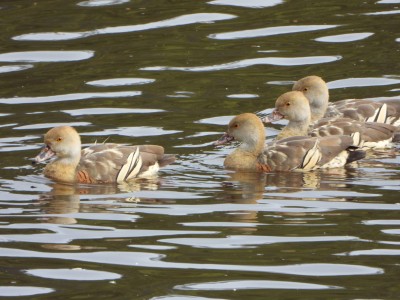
215,113 -> 365,172
292,75 -> 400,125
263,91 -> 398,148
33,126 -> 176,184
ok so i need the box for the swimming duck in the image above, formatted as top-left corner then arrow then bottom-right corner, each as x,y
292,75 -> 400,125
215,113 -> 365,172
33,126 -> 175,184
263,91 -> 398,148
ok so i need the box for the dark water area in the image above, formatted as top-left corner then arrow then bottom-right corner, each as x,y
1,0 -> 400,299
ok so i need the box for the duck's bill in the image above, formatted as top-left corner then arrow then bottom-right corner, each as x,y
33,146 -> 55,164
262,110 -> 284,123
214,133 -> 234,146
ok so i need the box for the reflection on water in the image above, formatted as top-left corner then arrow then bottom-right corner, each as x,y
1,0 -> 400,299
208,25 -> 338,40
77,0 -> 130,7
141,55 -> 341,71
0,64 -> 33,74
86,77 -> 156,87
175,279 -> 341,290
208,0 -> 284,9
25,267 -> 122,281
0,51 -> 94,62
315,32 -> 374,43
13,13 -> 236,41
0,91 -> 142,105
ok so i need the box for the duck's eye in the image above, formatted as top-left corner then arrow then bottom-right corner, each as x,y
286,102 -> 291,106
233,124 -> 239,128
56,137 -> 63,142
303,87 -> 308,92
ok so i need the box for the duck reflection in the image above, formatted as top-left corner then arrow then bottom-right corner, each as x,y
220,169 -> 345,202
219,165 -> 368,227
220,171 -> 266,231
38,177 -> 169,225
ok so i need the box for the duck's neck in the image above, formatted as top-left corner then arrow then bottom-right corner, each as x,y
309,92 -> 329,122
239,130 -> 265,156
224,131 -> 265,170
310,105 -> 327,123
277,118 -> 310,140
45,150 -> 81,183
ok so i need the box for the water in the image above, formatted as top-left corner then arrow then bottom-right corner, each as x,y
1,0 -> 400,299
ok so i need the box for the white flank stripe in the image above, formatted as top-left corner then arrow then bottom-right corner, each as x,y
117,152 -> 135,183
126,155 -> 143,180
116,148 -> 141,182
302,141 -> 321,170
350,131 -> 363,147
366,103 -> 387,123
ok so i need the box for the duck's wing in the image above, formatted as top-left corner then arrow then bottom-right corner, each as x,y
262,135 -> 364,171
78,144 -> 175,183
329,98 -> 400,125
312,117 -> 396,148
262,136 -> 322,171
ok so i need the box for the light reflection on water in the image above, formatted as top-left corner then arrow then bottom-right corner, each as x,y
0,0 -> 400,299
12,13 -> 237,41
140,56 -> 342,71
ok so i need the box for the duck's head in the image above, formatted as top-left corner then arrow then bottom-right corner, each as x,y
34,126 -> 81,163
292,75 -> 329,108
275,91 -> 311,122
262,91 -> 311,124
215,113 -> 264,147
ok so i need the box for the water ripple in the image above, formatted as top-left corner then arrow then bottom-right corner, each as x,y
0,247 -> 383,276
0,135 -> 43,152
83,126 -> 181,137
159,235 -> 359,249
180,222 -> 263,228
141,56 -> 341,72
86,77 -> 155,87
208,0 -> 283,8
62,107 -> 164,116
151,296 -> 222,300
209,25 -> 338,40
0,64 -> 33,73
226,94 -> 259,99
0,286 -> 54,297
0,51 -> 94,63
13,13 -> 237,41
14,122 -> 91,130
0,223 -> 215,244
112,199 -> 400,217
196,116 -> 234,125
328,77 -> 400,89
377,0 -> 400,3
25,268 -> 122,281
315,32 -> 374,43
175,279 -> 341,290
0,91 -> 141,104
364,9 -> 400,15
337,249 -> 400,256
77,0 -> 130,7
